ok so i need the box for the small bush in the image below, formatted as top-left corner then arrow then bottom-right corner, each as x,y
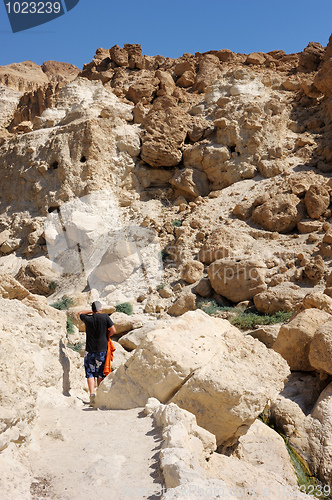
116,302 -> 133,315
171,219 -> 182,227
198,300 -> 236,316
157,283 -> 166,290
66,317 -> 74,334
231,310 -> 292,330
67,341 -> 84,353
51,296 -> 74,310
48,280 -> 58,291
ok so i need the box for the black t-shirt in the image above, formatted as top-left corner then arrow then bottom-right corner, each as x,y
79,312 -> 114,353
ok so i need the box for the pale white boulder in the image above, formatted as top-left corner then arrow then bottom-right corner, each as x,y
97,310 -> 289,447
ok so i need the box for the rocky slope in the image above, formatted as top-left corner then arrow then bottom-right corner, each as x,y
1,37 -> 332,497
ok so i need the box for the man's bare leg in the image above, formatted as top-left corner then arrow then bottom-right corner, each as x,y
87,377 -> 95,395
97,377 -> 103,387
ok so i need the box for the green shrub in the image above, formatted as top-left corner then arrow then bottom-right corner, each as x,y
171,219 -> 182,227
231,310 -> 292,330
67,341 -> 84,352
116,302 -> 133,315
51,296 -> 74,310
48,280 -> 58,291
198,300 -> 236,316
66,317 -> 74,334
157,283 -> 166,290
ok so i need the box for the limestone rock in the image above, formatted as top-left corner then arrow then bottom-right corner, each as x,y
111,340 -> 132,371
252,194 -> 306,233
246,53 -> 266,65
96,310 -> 290,447
181,260 -> 204,284
0,86 -> 22,129
110,312 -> 144,336
300,291 -> 332,315
234,419 -> 298,486
15,256 -> 59,295
193,55 -> 221,93
156,70 -> 175,96
0,296 -> 69,457
168,289 -> 197,316
0,60 -> 49,92
272,309 -> 331,371
303,255 -> 325,282
176,70 -> 195,88
141,96 -> 189,167
247,324 -> 281,348
208,258 -> 267,303
307,382 -> 332,487
41,60 -> 80,84
297,220 -> 323,233
198,227 -> 254,264
0,273 -> 65,324
118,320 -> 167,350
314,52 -> 332,97
170,168 -> 209,198
194,277 -> 213,298
298,42 -> 325,73
254,284 -> 307,314
304,184 -> 330,219
110,45 -> 129,67
309,319 -> 332,375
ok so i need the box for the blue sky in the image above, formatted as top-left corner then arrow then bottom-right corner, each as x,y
1,0 -> 331,69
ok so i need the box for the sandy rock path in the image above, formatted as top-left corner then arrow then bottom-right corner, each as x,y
28,400 -> 164,500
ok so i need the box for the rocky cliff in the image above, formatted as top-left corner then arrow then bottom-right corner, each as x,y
1,38 -> 332,498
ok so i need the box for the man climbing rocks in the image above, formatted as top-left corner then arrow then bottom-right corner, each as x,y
78,301 -> 116,406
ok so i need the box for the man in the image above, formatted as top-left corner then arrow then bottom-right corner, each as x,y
78,301 -> 116,406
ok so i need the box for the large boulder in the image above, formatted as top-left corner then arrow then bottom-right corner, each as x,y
169,168 -> 210,198
208,258 -> 267,303
254,284 -> 307,314
272,309 -> 331,371
168,289 -> 197,316
96,310 -> 290,447
252,194 -> 306,233
181,260 -> 204,284
304,184 -> 330,219
309,319 -> 332,375
198,227 -> 254,264
298,42 -> 325,72
15,256 -> 59,295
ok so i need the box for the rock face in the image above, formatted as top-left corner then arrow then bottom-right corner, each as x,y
0,296 -> 76,454
141,96 -> 189,167
0,61 -> 49,92
96,310 -> 290,447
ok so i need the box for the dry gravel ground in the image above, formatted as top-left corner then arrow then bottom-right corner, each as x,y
28,401 -> 164,500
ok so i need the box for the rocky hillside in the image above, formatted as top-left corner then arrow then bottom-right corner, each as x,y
1,37 -> 332,498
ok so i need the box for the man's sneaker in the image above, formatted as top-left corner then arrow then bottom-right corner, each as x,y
89,393 -> 96,407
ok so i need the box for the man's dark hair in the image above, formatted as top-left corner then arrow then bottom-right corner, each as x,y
92,301 -> 102,313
